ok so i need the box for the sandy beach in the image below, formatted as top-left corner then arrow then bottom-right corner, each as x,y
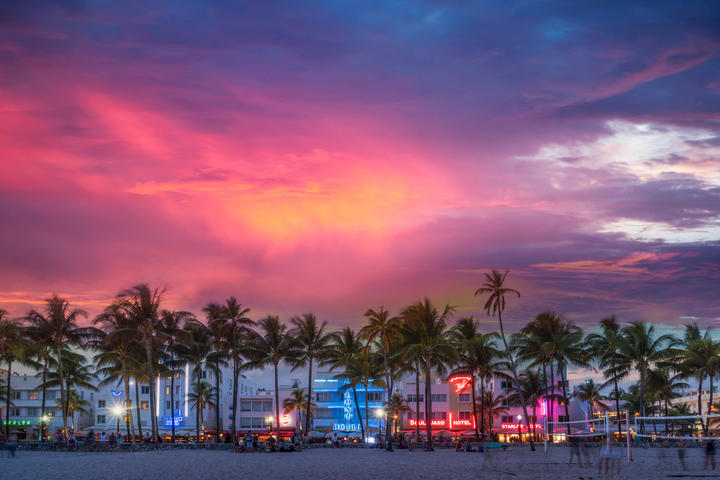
2,446 -> 714,480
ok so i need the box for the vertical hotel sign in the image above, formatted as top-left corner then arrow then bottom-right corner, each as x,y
333,390 -> 361,431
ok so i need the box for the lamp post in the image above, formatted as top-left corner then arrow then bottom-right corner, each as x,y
517,414 -> 523,444
40,414 -> 51,441
112,406 -> 124,435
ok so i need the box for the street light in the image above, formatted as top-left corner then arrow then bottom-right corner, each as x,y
40,414 -> 51,441
265,416 -> 274,436
112,406 -> 124,434
517,414 -> 522,443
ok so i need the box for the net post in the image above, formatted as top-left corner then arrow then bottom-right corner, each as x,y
625,410 -> 631,462
543,418 -> 547,453
605,411 -> 610,451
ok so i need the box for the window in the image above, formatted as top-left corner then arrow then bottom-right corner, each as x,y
251,417 -> 265,428
458,393 -> 471,403
431,394 -> 447,402
240,401 -> 252,412
141,401 -> 149,410
10,408 -> 21,417
263,401 -> 272,412
97,415 -> 106,424
175,401 -> 180,410
251,401 -> 263,412
501,415 -> 514,423
558,415 -> 569,423
29,391 -> 39,400
141,386 -> 150,395
314,408 -> 334,419
430,411 -> 447,420
314,392 -> 333,402
500,380 -> 514,390
407,394 -> 424,403
176,386 -> 181,394
98,400 -> 106,408
408,412 -> 424,420
12,391 -> 22,400
166,386 -> 170,395
240,418 -> 251,428
367,392 -> 383,401
459,411 -> 472,420
166,401 -> 172,409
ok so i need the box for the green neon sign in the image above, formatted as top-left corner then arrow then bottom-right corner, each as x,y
2,420 -> 32,426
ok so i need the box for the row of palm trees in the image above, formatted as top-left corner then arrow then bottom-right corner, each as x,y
0,271 -> 715,451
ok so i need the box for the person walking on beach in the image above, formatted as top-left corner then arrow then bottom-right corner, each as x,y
678,440 -> 687,471
705,440 -> 716,470
568,437 -> 583,467
100,432 -> 106,443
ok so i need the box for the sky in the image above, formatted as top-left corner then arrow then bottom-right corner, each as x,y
1,0 -> 719,342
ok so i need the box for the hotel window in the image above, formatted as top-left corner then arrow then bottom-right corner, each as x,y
98,400 -> 106,408
97,415 -> 106,424
367,392 -> 383,401
141,386 -> 150,395
407,394 -> 424,403
29,391 -> 39,400
458,394 -> 471,403
558,415 -> 569,422
500,380 -> 514,390
166,401 -> 172,409
408,412 -> 424,420
176,401 -> 180,410
315,392 -> 333,402
251,401 -> 263,412
251,417 -> 265,428
141,401 -> 149,410
10,408 -> 21,417
12,391 -> 22,400
240,401 -> 252,412
176,386 -> 181,395
430,411 -> 447,420
166,386 -> 170,395
459,411 -> 472,420
314,408 -> 334,419
240,418 -> 251,428
263,401 -> 272,412
501,415 -> 514,423
431,394 -> 447,402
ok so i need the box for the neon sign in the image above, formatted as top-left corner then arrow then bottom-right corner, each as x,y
333,423 -> 361,431
280,415 -> 291,426
452,419 -> 472,427
161,416 -> 184,427
111,390 -> 123,397
409,419 -> 447,427
449,375 -> 472,394
501,423 -> 543,430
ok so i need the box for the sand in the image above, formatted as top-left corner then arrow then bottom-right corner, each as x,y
1,445 -> 714,479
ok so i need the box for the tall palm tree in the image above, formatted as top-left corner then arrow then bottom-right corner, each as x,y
0,312 -> 25,439
387,392 -> 411,436
617,322 -> 677,433
114,284 -> 165,441
245,315 -> 297,441
401,298 -> 458,451
282,388 -> 316,434
512,369 -> 546,442
517,311 -> 589,435
680,324 -> 720,435
647,368 -> 689,433
475,270 -> 535,450
361,306 -> 402,449
188,381 -> 217,440
479,390 -> 509,435
204,297 -> 253,443
54,388 -> 90,432
25,295 -> 92,438
585,316 -> 628,435
326,327 -> 366,438
158,309 -> 193,442
290,313 -> 331,437
24,342 -> 54,440
203,312 -> 228,441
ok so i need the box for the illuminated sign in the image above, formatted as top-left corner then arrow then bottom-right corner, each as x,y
161,416 -> 184,427
2,420 -> 32,426
280,415 -> 291,426
501,423 -> 543,430
449,375 -> 472,394
343,391 -> 353,420
409,419 -> 448,427
333,423 -> 361,431
452,419 -> 472,427
111,390 -> 123,397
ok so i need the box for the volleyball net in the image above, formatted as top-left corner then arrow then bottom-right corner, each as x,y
544,412 -> 632,461
632,414 -> 720,442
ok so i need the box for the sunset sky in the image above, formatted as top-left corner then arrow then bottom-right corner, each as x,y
1,1 -> 719,334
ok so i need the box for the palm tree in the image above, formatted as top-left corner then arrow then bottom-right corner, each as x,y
158,309 -> 193,442
575,379 -> 609,418
338,349 -> 385,441
245,315 -> 297,441
647,368 -> 689,434
0,312 -> 25,439
203,310 -> 228,441
479,390 -> 509,435
513,369 -> 546,442
517,311 -> 589,435
290,313 -> 331,437
680,324 -> 720,435
25,295 -> 92,438
54,388 -> 90,432
282,388 -> 316,434
203,297 -> 253,443
188,381 -> 217,440
617,322 -> 677,433
401,298 -> 458,450
585,316 -> 628,435
361,306 -> 401,449
387,392 -> 411,436
114,284 -> 165,441
326,327 -> 366,438
475,270 -> 535,450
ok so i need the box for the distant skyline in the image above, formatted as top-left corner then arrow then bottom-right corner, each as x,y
0,1 -> 719,332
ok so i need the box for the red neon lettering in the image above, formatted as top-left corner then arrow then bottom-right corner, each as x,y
449,376 -> 472,394
409,419 -> 447,427
500,423 -> 543,430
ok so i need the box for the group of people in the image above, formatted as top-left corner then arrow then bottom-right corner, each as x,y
568,437 -> 623,475
234,433 -> 302,453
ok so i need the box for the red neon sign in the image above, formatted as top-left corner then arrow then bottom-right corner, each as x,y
452,419 -> 472,427
449,375 -> 472,394
501,423 -> 543,430
409,419 -> 447,427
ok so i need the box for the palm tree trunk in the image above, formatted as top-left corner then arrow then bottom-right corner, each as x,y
532,404 -> 537,442
231,361 -> 239,443
56,346 -> 68,439
614,377 -> 622,437
414,367 -> 420,440
424,360 -> 432,450
497,310 -> 535,450
124,376 -> 134,441
145,341 -> 157,441
480,380 -> 486,439
195,400 -> 200,441
274,361 -> 281,441
214,364 -> 221,440
40,360 -> 47,440
364,381 -> 370,442
698,375 -> 705,434
383,337 -> 393,449
550,365 -> 556,436
306,358 -> 313,436
560,365 -> 571,435
5,360 -> 12,439
639,369 -> 646,434
353,385 -> 365,439
135,379 -> 143,438
707,375 -> 715,436
471,375 -> 480,440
